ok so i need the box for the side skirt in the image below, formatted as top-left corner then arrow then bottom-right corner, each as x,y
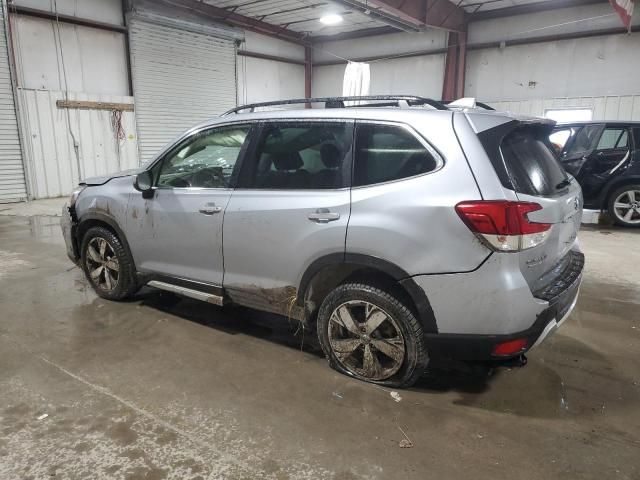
138,272 -> 224,306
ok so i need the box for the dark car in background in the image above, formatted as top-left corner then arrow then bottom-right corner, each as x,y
550,122 -> 640,227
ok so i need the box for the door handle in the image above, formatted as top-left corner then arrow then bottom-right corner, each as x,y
308,209 -> 340,223
199,203 -> 222,215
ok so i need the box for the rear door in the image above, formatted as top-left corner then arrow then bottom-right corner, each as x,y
498,125 -> 582,290
589,126 -> 631,174
222,120 -> 353,314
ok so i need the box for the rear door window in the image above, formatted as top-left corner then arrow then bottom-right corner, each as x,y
353,123 -> 441,187
500,127 -> 568,196
245,122 -> 352,189
596,128 -> 628,150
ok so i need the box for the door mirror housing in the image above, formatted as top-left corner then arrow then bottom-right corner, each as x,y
134,171 -> 154,198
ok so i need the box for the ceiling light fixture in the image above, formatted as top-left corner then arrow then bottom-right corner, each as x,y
319,14 -> 343,25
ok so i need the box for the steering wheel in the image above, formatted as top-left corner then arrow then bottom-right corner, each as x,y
168,177 -> 191,188
192,167 -> 225,188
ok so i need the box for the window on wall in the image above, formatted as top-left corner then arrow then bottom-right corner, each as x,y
544,108 -> 593,122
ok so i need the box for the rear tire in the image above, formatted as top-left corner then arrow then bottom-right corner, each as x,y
608,184 -> 640,228
80,226 -> 139,300
316,282 -> 428,388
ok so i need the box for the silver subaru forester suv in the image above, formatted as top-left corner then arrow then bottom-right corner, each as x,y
61,96 -> 584,388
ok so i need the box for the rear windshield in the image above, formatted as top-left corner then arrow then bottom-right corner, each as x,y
500,127 -> 568,196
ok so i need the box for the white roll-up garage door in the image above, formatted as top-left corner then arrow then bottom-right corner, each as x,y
128,16 -> 238,165
0,1 -> 27,203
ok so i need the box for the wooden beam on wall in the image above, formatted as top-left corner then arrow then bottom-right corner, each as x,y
56,100 -> 134,111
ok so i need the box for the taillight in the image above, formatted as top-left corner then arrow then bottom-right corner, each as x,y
455,200 -> 552,252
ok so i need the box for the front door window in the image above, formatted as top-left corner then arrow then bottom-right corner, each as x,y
157,126 -> 250,189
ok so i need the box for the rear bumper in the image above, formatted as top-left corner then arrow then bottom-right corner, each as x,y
419,250 -> 584,362
60,204 -> 79,263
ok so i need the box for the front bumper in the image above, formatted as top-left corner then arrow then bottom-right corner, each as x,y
60,204 -> 79,263
423,250 -> 584,362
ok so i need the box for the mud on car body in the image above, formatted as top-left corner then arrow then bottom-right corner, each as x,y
61,96 -> 584,388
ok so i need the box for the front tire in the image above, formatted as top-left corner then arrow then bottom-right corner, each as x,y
608,185 -> 640,227
80,226 -> 138,300
316,282 -> 428,388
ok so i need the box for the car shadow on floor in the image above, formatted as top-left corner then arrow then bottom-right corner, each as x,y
138,288 -> 496,395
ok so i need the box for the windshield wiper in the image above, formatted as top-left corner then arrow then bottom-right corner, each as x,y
555,178 -> 571,190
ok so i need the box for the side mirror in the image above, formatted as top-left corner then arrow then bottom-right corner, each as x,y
134,171 -> 154,198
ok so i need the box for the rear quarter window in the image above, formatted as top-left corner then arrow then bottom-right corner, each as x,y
353,123 -> 442,187
499,126 -> 569,197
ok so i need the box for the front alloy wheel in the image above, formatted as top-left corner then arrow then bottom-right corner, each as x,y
85,237 -> 120,292
80,226 -> 138,300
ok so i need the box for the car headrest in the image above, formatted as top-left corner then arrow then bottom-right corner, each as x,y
320,143 -> 342,168
273,151 -> 303,171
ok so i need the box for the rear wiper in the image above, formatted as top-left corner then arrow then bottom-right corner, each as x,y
555,178 -> 571,189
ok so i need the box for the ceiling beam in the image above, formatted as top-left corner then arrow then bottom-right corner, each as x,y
469,0 -> 606,21
365,0 -> 467,32
8,5 -> 127,33
311,26 -> 398,43
424,0 -> 467,31
155,0 -> 307,44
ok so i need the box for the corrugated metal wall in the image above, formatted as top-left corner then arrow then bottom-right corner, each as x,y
490,96 -> 640,120
0,0 -> 27,203
128,18 -> 237,165
17,89 -> 138,199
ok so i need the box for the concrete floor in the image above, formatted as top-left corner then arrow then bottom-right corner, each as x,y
0,212 -> 638,480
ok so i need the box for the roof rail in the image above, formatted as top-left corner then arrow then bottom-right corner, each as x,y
222,95 -> 449,115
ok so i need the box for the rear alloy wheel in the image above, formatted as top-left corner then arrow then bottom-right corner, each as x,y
608,185 -> 640,227
81,226 -> 138,300
317,283 -> 428,387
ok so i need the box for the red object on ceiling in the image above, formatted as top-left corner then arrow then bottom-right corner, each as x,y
609,0 -> 635,29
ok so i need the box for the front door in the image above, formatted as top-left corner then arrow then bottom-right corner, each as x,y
126,124 -> 252,286
222,120 -> 354,314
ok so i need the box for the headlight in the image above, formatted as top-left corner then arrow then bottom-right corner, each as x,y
69,185 -> 86,208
